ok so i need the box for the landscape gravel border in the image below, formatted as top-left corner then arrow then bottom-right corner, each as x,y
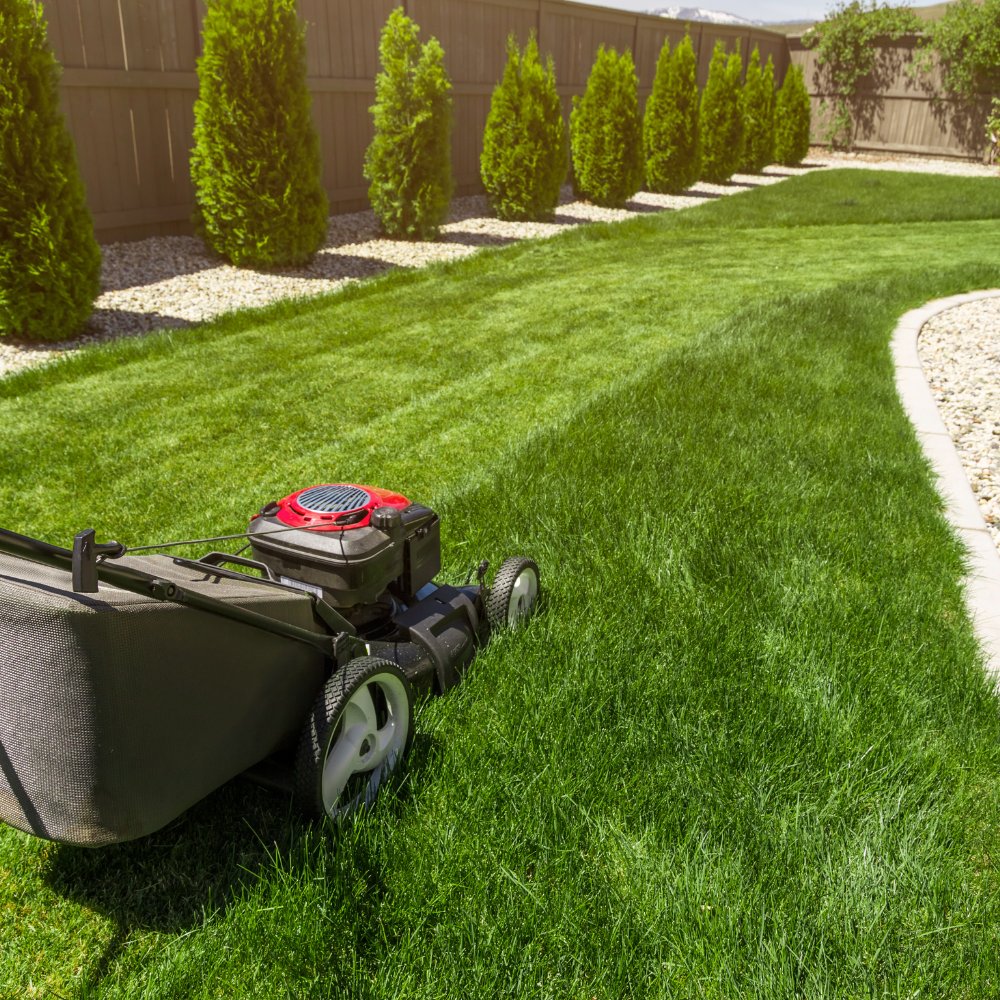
893,291 -> 1000,686
2,149 -> 993,380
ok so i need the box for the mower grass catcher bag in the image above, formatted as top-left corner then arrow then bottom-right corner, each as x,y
0,550 -> 325,846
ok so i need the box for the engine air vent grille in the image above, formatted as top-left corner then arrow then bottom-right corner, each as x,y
296,484 -> 372,514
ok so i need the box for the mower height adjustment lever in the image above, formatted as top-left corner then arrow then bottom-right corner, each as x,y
72,529 -> 126,593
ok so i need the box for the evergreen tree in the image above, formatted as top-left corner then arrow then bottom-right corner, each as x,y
740,47 -> 775,173
774,63 -> 812,166
570,46 -> 643,208
0,0 -> 100,341
481,34 -> 567,221
365,8 -> 453,240
191,0 -> 328,268
700,41 -> 744,183
643,34 -> 700,193
763,55 -> 776,159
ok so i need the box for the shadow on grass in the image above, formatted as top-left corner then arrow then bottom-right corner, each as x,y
44,780 -> 301,933
441,230 -> 522,248
43,730 -> 442,988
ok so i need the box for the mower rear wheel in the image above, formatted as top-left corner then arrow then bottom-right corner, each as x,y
295,656 -> 414,822
486,556 -> 540,630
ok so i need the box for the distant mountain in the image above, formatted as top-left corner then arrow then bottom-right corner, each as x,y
648,7 -> 764,26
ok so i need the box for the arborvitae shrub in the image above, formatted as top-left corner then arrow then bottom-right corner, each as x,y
365,8 -> 453,240
740,47 -> 775,173
700,42 -> 744,183
774,63 -> 812,166
570,46 -> 643,208
763,56 -> 776,160
643,34 -> 700,193
481,34 -> 567,221
190,0 -> 327,268
0,0 -> 100,341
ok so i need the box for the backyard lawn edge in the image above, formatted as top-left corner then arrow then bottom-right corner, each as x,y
893,289 -> 1000,686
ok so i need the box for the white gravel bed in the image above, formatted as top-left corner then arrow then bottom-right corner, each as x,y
0,164 -> 814,378
808,149 -> 996,177
919,297 -> 1000,549
0,150 -> 992,383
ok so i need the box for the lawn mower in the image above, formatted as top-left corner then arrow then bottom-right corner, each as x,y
0,482 -> 539,847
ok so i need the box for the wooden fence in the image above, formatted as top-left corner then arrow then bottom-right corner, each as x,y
788,33 -> 989,160
42,0 -> 788,243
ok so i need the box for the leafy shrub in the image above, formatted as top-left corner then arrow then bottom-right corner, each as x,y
0,0 -> 100,341
700,42 -> 744,183
922,0 -> 1000,145
481,33 -> 567,221
988,98 -> 1000,159
570,46 -> 643,208
365,7 -> 453,240
739,47 -> 775,174
643,34 -> 701,193
190,0 -> 327,267
923,0 -> 1000,99
773,63 -> 812,166
803,1 -> 920,149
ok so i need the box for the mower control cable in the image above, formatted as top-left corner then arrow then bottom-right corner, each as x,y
121,521 -> 345,555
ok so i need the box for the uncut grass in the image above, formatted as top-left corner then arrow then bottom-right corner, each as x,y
1,173 -> 1000,996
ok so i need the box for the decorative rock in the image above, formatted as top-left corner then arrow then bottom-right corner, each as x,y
919,296 -> 1000,549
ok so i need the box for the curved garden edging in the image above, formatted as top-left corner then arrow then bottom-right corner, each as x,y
892,290 -> 1000,686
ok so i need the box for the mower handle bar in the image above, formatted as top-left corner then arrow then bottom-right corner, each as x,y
0,527 -> 345,660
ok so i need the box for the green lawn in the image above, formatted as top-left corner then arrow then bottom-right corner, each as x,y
2,169 -> 1000,998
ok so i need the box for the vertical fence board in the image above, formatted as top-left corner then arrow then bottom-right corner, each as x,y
75,0 -> 109,69
65,89 -> 104,212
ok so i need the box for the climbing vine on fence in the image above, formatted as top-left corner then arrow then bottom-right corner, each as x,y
920,0 -> 1000,148
803,0 -> 920,149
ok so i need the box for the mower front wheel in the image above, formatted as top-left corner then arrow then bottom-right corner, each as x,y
295,656 -> 414,823
486,556 -> 540,631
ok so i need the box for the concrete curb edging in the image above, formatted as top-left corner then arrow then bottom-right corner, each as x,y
891,290 -> 1000,686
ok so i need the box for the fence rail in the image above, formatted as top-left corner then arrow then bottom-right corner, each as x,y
44,0 -> 788,242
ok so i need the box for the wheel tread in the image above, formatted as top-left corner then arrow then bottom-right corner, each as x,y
485,556 -> 540,631
294,655 -> 413,820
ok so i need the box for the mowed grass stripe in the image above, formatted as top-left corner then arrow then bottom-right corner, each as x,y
4,215 -> 1000,544
1,172 -> 1000,997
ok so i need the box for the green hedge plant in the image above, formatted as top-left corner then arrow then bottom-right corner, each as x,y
740,47 -> 775,173
365,7 -> 453,240
0,0 -> 100,341
774,63 -> 812,166
643,34 -> 701,193
700,42 -> 744,183
190,0 -> 328,268
480,33 -> 567,221
570,46 -> 643,208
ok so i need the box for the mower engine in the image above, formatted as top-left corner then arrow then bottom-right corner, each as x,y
247,483 -> 442,620
248,481 -> 508,696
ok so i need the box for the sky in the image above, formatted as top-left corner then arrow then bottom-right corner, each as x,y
564,0 -> 831,22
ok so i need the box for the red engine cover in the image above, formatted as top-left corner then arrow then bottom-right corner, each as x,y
261,483 -> 411,531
